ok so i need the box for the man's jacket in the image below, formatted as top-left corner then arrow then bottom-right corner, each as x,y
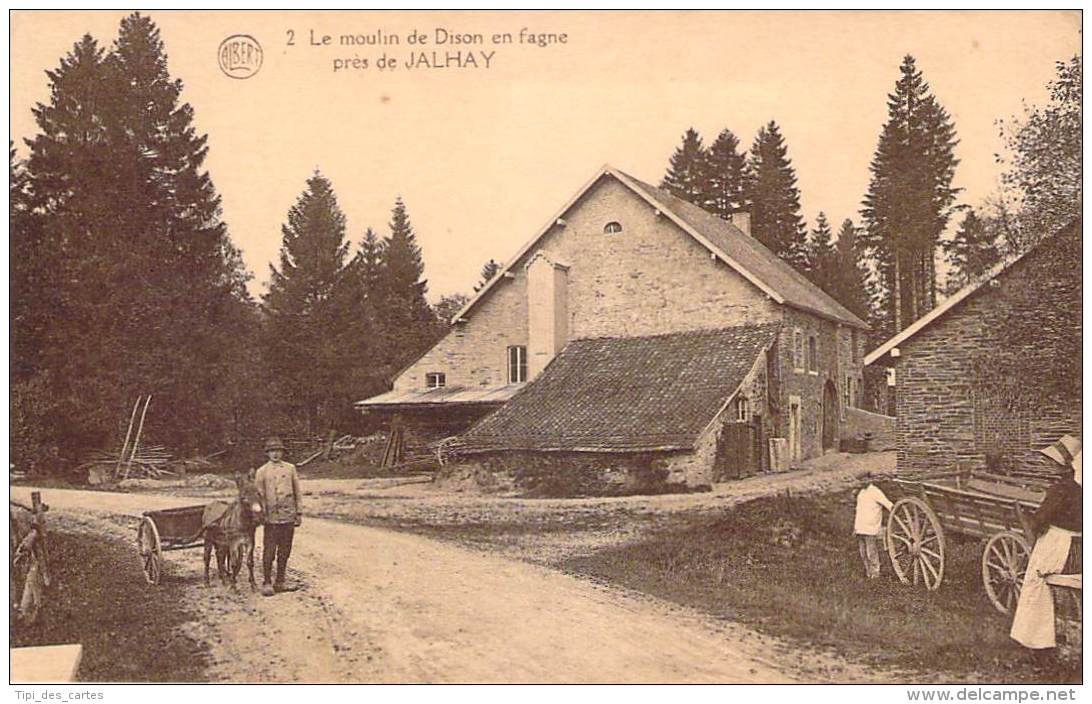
254,460 -> 301,524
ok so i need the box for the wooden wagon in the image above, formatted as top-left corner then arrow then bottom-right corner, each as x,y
885,471 -> 1056,614
136,504 -> 208,585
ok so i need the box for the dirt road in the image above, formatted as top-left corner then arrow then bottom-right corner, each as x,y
12,485 -> 867,684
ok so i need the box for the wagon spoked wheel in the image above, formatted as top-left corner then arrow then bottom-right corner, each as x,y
982,531 -> 1030,615
137,516 -> 162,585
886,497 -> 946,590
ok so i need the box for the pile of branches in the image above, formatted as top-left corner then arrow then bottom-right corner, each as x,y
79,445 -> 175,480
79,447 -> 226,481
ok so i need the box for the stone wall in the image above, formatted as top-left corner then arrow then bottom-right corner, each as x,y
773,308 -> 860,463
469,449 -> 703,496
844,407 -> 896,451
894,231 -> 1081,476
394,174 -> 780,392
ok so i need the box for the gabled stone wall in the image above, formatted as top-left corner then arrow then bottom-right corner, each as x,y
894,230 -> 1082,476
394,174 -> 780,392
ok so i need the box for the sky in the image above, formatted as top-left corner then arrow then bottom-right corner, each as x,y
9,10 -> 1081,301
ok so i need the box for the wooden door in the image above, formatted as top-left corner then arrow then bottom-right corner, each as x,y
715,422 -> 757,481
822,380 -> 838,452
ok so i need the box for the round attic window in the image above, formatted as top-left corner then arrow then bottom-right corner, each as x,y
603,221 -> 623,234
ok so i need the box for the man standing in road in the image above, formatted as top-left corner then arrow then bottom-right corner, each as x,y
254,437 -> 302,596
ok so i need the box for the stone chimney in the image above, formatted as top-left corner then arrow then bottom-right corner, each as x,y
729,210 -> 751,237
526,251 -> 569,380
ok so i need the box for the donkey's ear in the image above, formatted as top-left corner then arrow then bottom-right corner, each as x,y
247,467 -> 257,481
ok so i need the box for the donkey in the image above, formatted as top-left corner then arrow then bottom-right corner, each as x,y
202,472 -> 263,590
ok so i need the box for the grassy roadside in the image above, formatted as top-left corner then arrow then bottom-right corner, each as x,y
10,519 -> 211,682
557,490 -> 1080,684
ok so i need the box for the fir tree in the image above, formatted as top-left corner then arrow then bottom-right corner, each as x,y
108,13 -> 254,447
806,212 -> 838,294
703,129 -> 749,219
22,33 -> 140,452
744,121 -> 809,270
942,209 -> 1001,294
660,128 -> 708,205
860,55 -> 960,335
263,171 -> 353,432
833,218 -> 873,322
377,197 -> 437,372
475,259 -> 501,292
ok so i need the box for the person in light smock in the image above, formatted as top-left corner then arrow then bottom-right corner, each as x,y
854,479 -> 894,579
1010,435 -> 1082,649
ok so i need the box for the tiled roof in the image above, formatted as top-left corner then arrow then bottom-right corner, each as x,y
460,323 -> 780,453
618,171 -> 868,329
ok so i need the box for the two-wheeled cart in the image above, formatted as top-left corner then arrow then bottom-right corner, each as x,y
885,471 -> 1056,614
136,504 -> 208,585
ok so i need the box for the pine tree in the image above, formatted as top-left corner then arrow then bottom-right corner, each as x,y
806,212 -> 838,294
475,259 -> 501,292
832,219 -> 873,322
942,209 -> 1001,295
703,129 -> 749,219
107,12 -> 254,448
660,128 -> 708,205
263,171 -> 353,432
744,121 -> 810,270
860,55 -> 960,335
22,33 -> 139,453
376,197 -> 437,373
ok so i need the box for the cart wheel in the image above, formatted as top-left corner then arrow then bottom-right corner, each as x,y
887,497 -> 946,590
137,516 -> 162,585
982,531 -> 1030,615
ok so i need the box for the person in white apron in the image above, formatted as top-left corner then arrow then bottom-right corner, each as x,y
1010,435 -> 1082,649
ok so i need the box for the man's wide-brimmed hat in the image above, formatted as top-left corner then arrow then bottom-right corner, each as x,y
1039,434 -> 1081,468
264,436 -> 286,452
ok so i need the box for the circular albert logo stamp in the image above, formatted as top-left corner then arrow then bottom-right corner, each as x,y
218,34 -> 263,79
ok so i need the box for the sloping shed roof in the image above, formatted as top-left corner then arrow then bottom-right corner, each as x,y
864,219 -> 1080,366
356,384 -> 521,410
459,323 -> 780,453
453,165 -> 868,330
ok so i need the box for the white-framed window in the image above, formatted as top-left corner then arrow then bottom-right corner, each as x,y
808,335 -> 819,373
426,372 -> 446,389
508,345 -> 528,383
603,221 -> 623,234
735,395 -> 750,422
793,329 -> 804,372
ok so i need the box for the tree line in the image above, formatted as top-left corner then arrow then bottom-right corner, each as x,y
9,14 -> 458,473
660,54 -> 1082,343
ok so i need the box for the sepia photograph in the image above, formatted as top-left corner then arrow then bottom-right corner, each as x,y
8,9 -> 1083,688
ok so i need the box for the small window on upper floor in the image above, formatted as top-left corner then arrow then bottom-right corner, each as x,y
426,372 -> 446,389
808,335 -> 819,373
735,395 -> 750,423
603,221 -> 623,234
793,329 -> 805,373
508,346 -> 528,384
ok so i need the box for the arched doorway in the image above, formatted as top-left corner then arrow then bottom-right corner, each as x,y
822,380 -> 839,452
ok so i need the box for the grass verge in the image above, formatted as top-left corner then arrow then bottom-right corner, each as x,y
558,490 -> 1080,684
10,522 -> 210,682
